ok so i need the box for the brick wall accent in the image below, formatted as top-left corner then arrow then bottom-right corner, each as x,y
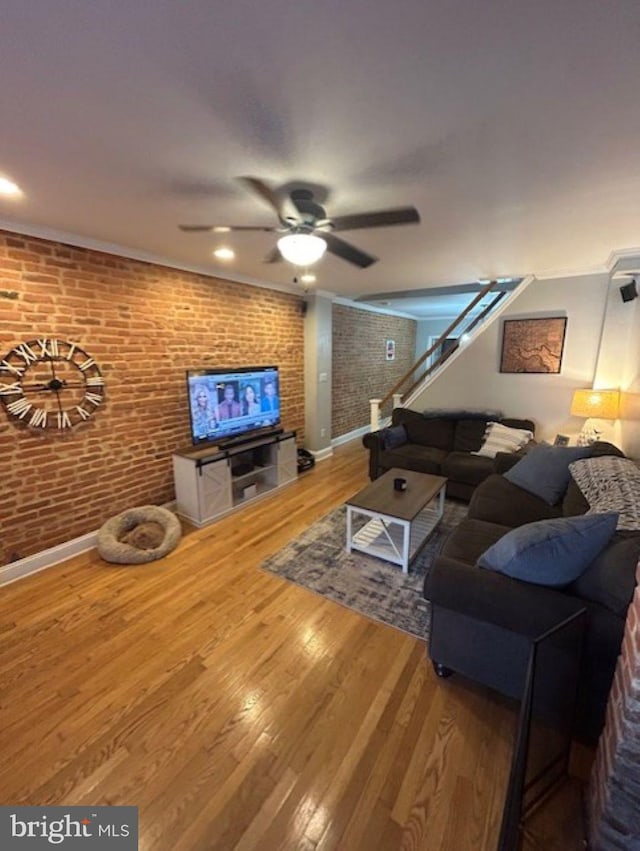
0,230 -> 304,564
587,561 -> 640,849
332,304 -> 416,438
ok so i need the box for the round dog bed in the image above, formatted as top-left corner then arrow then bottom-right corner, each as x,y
97,505 -> 182,564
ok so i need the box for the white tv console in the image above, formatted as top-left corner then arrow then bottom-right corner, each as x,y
172,430 -> 297,527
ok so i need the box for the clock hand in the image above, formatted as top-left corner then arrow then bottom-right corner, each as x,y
54,386 -> 63,415
21,380 -> 85,391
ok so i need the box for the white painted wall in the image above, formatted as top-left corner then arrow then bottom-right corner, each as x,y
304,292 -> 333,454
412,273 -> 610,442
597,277 -> 640,458
415,318 -> 455,361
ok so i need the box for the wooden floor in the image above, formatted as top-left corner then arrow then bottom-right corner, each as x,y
0,440 -> 585,850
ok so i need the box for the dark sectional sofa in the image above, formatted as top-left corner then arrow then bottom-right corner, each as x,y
363,408 -> 535,500
423,441 -> 640,744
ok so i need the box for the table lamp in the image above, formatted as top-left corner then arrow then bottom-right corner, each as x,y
570,389 -> 620,445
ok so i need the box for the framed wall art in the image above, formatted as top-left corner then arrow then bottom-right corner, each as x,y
500,317 -> 567,374
386,339 -> 396,361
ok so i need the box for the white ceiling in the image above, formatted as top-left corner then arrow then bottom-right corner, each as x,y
1,0 -> 640,302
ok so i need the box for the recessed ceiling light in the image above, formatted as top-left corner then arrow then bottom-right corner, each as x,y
300,273 -> 316,285
213,247 -> 235,261
0,176 -> 22,197
213,226 -> 231,233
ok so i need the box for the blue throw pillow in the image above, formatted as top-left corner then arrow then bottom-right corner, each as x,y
382,424 -> 408,449
477,512 -> 619,587
504,443 -> 593,505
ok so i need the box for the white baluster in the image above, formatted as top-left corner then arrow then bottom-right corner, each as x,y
369,399 -> 381,432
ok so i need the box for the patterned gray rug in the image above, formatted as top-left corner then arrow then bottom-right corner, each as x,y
261,500 -> 468,639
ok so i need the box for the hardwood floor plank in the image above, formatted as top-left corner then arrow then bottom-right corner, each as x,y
0,440 -> 585,849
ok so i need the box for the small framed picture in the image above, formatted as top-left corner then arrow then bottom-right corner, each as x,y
553,434 -> 570,447
386,339 -> 396,361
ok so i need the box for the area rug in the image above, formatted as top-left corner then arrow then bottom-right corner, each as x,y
261,500 -> 468,638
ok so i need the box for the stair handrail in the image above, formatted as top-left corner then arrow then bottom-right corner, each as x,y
378,279 -> 498,410
401,289 -> 506,399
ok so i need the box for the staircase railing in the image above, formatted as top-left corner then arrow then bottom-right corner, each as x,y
369,279 -> 500,430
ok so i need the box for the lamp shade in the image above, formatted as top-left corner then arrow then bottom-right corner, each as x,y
570,389 -> 620,420
277,233 -> 327,266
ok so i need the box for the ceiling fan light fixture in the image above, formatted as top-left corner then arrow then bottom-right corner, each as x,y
277,233 -> 327,266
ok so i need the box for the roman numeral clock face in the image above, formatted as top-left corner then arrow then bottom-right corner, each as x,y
0,339 -> 105,431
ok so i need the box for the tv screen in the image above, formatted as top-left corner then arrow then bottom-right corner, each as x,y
186,366 -> 281,446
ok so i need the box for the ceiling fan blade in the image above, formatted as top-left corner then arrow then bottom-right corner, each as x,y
179,224 -> 276,233
330,206 -> 420,232
322,233 -> 377,268
238,176 -> 299,224
264,245 -> 282,264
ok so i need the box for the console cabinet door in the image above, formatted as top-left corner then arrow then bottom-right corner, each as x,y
278,436 -> 298,485
197,458 -> 232,522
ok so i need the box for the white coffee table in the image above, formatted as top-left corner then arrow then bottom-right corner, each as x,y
345,468 -> 447,573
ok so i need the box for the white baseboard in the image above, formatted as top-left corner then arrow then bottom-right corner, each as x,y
310,446 -> 334,462
332,418 -> 391,449
332,423 -> 371,447
0,531 -> 98,587
0,499 -> 179,588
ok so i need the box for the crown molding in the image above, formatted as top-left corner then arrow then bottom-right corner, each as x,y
332,295 -> 417,320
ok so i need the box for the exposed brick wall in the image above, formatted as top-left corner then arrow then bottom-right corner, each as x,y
0,230 -> 304,564
332,304 -> 416,438
587,561 -> 640,849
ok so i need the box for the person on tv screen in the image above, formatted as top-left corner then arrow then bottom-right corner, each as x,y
192,386 -> 218,437
242,384 -> 260,416
218,383 -> 241,419
260,378 -> 280,414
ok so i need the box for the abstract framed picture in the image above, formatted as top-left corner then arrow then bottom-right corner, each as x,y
500,317 -> 567,374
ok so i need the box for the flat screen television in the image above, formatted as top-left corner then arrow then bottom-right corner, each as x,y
186,365 -> 281,446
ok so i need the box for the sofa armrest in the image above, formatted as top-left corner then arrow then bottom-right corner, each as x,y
362,430 -> 384,480
424,556 -> 586,638
468,473 -> 560,527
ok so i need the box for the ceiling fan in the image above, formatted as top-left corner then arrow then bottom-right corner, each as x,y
179,176 -> 421,268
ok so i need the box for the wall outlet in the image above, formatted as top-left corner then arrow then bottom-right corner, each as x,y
320,428 -> 326,437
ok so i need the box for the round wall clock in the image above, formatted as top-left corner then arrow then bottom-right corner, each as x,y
0,338 -> 105,430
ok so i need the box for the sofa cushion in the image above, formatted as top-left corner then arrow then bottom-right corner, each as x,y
473,421 -> 534,458
566,533 -> 640,617
453,419 -> 490,452
504,443 -> 593,505
381,424 -> 407,449
478,513 -> 619,587
441,452 -> 495,487
500,417 -> 536,433
441,517 -> 512,565
469,473 -> 562,528
392,408 -> 456,450
562,479 -> 590,517
381,444 -> 448,475
569,456 -> 640,531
